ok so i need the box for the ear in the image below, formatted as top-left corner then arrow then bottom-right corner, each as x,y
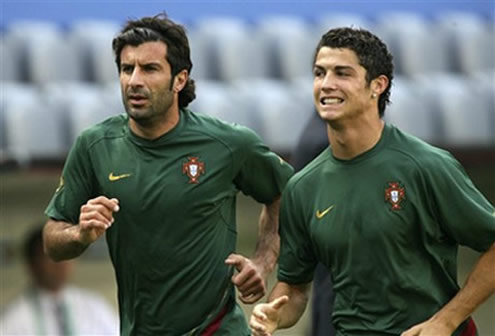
173,69 -> 189,93
371,74 -> 389,96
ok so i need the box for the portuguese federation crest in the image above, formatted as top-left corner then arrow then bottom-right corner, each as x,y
385,182 -> 405,210
182,157 -> 205,184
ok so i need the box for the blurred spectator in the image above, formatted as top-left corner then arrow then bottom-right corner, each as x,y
0,226 -> 119,335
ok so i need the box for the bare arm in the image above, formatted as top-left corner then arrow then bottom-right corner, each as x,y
253,195 -> 282,276
402,242 -> 495,336
250,281 -> 310,335
44,219 -> 91,261
43,196 -> 119,261
225,196 -> 281,304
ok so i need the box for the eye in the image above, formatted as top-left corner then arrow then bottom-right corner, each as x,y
143,64 -> 159,72
121,65 -> 133,74
313,68 -> 324,78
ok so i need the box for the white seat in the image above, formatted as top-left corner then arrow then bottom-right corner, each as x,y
435,12 -> 494,74
42,82 -> 117,145
193,18 -> 265,81
232,79 -> 311,153
0,35 -> 20,82
189,80 -> 261,133
414,73 -> 493,146
375,12 -> 450,76
2,83 -> 66,164
68,20 -> 120,83
255,16 -> 316,81
384,76 -> 438,143
5,21 -> 81,83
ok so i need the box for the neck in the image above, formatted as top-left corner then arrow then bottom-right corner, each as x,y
129,107 -> 180,140
327,116 -> 384,160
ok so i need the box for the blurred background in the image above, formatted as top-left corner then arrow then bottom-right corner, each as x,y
1,1 -> 494,335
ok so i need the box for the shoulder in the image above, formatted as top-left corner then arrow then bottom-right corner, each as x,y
76,114 -> 127,149
0,292 -> 31,321
285,148 -> 331,195
185,109 -> 264,149
385,124 -> 458,171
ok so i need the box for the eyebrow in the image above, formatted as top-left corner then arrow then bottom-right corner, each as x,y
313,64 -> 355,71
334,65 -> 356,72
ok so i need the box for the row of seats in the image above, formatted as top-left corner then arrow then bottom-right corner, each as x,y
1,72 -> 493,166
1,12 -> 494,84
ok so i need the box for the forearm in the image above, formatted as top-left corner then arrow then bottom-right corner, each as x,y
269,281 -> 309,329
432,242 -> 495,331
252,196 -> 281,275
43,219 -> 89,261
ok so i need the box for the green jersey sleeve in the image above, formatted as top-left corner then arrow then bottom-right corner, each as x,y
423,151 -> 495,252
277,182 -> 318,284
45,134 -> 97,224
232,125 -> 294,204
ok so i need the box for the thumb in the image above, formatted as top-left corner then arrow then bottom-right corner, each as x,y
270,295 -> 289,310
225,253 -> 245,271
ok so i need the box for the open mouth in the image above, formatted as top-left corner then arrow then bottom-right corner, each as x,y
320,97 -> 344,105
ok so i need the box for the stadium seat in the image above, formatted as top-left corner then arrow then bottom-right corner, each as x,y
5,21 -> 81,83
231,79 -> 311,153
414,73 -> 493,146
68,20 -> 120,83
0,35 -> 20,82
189,79 -> 262,136
192,17 -> 266,81
42,82 -> 117,145
384,76 -> 438,143
435,12 -> 494,74
254,16 -> 316,81
2,83 -> 67,164
374,12 -> 450,76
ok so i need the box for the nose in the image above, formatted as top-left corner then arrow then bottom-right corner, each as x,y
128,68 -> 144,87
321,73 -> 337,91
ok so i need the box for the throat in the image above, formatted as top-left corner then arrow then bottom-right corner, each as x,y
129,114 -> 180,140
328,120 -> 384,160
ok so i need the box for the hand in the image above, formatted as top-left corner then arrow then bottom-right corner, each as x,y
249,296 -> 289,336
225,254 -> 266,304
401,319 -> 455,336
78,196 -> 119,245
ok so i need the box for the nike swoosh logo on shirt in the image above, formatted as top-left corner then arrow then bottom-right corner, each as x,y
108,172 -> 132,182
316,205 -> 335,219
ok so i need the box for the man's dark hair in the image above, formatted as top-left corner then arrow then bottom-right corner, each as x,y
23,226 -> 43,265
112,13 -> 196,108
313,27 -> 394,117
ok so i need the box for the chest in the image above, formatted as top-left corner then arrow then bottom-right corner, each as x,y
90,139 -> 235,215
306,163 -> 425,260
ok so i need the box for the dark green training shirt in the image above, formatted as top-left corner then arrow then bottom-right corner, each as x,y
45,109 -> 294,335
278,123 -> 494,336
